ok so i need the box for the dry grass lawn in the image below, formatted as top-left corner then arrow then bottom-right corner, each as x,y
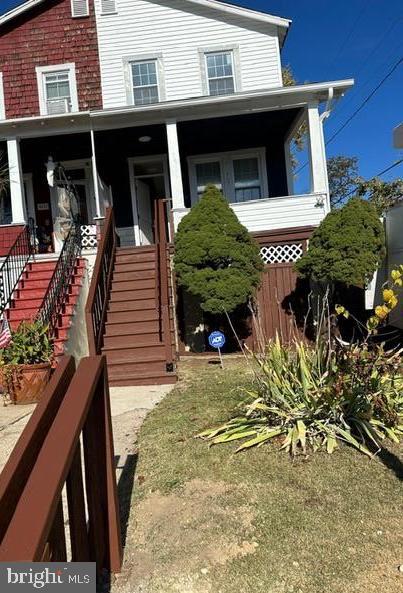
112,359 -> 403,593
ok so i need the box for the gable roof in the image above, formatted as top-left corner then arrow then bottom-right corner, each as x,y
0,0 -> 291,45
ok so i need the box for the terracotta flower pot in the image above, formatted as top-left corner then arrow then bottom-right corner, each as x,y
1,362 -> 52,405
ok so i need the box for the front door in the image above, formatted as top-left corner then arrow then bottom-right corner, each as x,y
130,155 -> 171,246
136,179 -> 154,245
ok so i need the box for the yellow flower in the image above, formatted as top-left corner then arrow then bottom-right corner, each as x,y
391,269 -> 402,281
388,296 -> 398,309
383,289 -> 395,303
375,305 -> 389,320
367,316 -> 380,331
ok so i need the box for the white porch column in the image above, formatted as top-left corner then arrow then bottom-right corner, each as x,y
307,103 -> 330,210
90,128 -> 102,219
166,120 -> 185,210
7,137 -> 26,224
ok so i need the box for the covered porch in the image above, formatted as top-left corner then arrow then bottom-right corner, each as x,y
0,79 -> 353,253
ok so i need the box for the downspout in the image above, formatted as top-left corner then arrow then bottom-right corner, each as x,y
319,87 -> 334,213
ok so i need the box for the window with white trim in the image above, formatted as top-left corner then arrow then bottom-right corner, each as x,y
0,72 -> 5,120
71,0 -> 89,18
188,149 -> 268,204
131,60 -> 159,105
101,0 -> 117,14
36,64 -> 79,115
205,51 -> 235,96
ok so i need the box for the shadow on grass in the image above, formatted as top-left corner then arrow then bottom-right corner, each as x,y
98,454 -> 138,593
377,446 -> 403,481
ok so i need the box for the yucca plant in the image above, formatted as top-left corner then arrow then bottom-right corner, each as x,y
198,336 -> 403,457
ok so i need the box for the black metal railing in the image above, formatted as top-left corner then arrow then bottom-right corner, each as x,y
0,225 -> 34,318
36,220 -> 81,337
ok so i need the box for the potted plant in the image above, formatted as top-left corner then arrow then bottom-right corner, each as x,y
0,321 -> 53,405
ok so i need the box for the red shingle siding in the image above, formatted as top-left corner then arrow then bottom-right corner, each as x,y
0,0 -> 102,119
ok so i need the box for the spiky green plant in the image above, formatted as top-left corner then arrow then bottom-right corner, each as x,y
198,337 -> 403,457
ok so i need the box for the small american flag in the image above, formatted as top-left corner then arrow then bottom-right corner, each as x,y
0,317 -> 12,349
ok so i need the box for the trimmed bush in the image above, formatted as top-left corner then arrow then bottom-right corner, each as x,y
174,185 -> 263,314
295,198 -> 385,286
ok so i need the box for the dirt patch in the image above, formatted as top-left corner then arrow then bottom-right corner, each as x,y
113,479 -> 258,592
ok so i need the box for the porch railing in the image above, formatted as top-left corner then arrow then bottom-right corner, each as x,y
154,199 -> 174,370
0,355 -> 122,571
86,208 -> 117,356
0,225 -> 34,319
37,219 -> 82,337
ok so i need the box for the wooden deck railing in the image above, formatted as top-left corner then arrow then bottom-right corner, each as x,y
154,199 -> 174,370
0,355 -> 122,572
86,208 -> 117,356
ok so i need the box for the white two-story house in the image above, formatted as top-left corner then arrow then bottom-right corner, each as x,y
0,0 -> 354,368
0,0 -> 353,251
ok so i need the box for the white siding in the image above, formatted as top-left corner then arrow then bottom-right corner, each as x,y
385,204 -> 403,328
172,193 -> 327,233
95,0 -> 283,109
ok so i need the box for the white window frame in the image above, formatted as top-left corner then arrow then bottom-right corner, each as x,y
36,63 -> 79,116
199,45 -> 241,96
188,147 -> 268,205
123,54 -> 165,106
71,0 -> 89,18
0,72 -> 5,120
100,0 -> 117,15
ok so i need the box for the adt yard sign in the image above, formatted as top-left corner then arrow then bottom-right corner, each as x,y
208,331 -> 226,349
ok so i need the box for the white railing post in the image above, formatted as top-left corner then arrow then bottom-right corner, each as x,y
307,103 -> 330,211
7,137 -> 27,224
166,120 -> 185,210
90,128 -> 102,220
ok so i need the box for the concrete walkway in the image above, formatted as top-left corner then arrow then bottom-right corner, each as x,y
0,383 -> 174,476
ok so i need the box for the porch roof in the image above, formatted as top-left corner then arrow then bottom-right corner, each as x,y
0,79 -> 354,140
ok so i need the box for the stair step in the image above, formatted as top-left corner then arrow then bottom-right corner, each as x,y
106,357 -> 169,375
115,252 -> 156,264
6,307 -> 38,321
106,309 -> 158,323
109,372 -> 177,387
113,260 -> 155,274
102,342 -> 166,362
22,271 -> 54,281
10,297 -> 43,309
108,299 -> 156,312
109,288 -> 155,302
111,279 -> 155,292
116,246 -> 156,255
27,262 -> 57,272
112,269 -> 155,282
105,319 -> 166,336
19,278 -> 51,290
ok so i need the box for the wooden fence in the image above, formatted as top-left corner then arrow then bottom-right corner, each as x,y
0,355 -> 122,572
251,226 -> 314,346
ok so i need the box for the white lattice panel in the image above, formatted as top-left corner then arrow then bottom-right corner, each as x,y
81,225 -> 98,251
260,243 -> 303,265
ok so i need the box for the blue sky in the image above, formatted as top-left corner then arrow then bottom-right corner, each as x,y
2,0 -> 403,186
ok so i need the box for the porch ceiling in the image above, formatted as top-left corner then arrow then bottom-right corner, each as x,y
0,79 -> 354,140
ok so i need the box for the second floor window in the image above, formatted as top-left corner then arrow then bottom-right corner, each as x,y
36,63 -> 78,115
131,60 -> 159,105
45,71 -> 72,114
205,51 -> 235,96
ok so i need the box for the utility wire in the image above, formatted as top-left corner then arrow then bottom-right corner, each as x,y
295,56 -> 403,174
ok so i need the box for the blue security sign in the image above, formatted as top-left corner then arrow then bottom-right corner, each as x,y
208,331 -> 226,349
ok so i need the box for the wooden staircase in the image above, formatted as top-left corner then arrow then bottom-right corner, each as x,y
101,245 -> 176,386
86,205 -> 177,387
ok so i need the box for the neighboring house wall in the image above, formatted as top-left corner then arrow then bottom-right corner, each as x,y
0,0 -> 102,119
385,203 -> 403,329
95,0 -> 283,109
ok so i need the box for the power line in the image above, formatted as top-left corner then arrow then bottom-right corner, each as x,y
328,1 -> 371,70
325,56 -> 403,146
295,56 -> 403,174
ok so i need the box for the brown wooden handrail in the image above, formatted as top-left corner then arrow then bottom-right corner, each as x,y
85,208 -> 117,356
155,199 -> 174,369
0,355 -> 122,572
